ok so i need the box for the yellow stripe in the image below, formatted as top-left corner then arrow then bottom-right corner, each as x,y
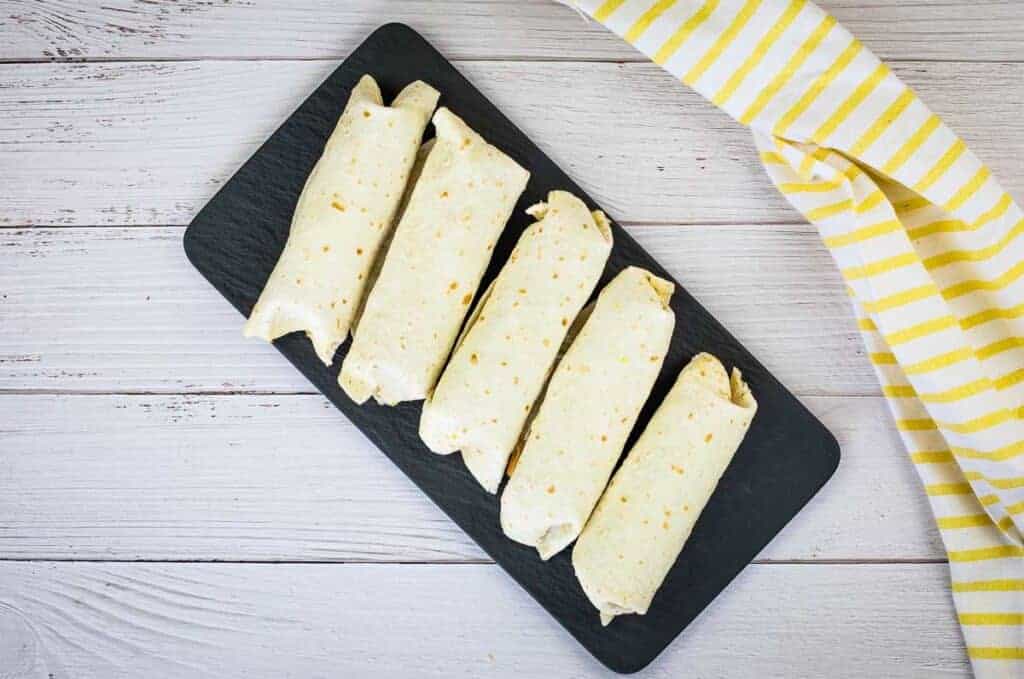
848,89 -> 915,157
842,252 -> 917,281
863,283 -> 939,314
857,317 -> 877,331
954,580 -> 1024,593
907,407 -> 1024,435
684,0 -> 763,86
960,614 -> 1024,626
923,218 -> 1024,271
903,346 -> 973,375
883,315 -> 955,346
964,473 -> 1024,490
942,259 -> 1024,302
855,190 -> 886,214
883,384 -> 917,398
981,494 -> 1000,506
996,368 -> 1024,391
870,352 -> 897,365
760,151 -> 786,165
822,219 -> 901,247
914,139 -> 967,193
594,0 -> 628,22
967,647 -> 1024,660
1010,500 -> 1024,515
925,482 -> 972,496
894,195 -> 931,214
911,450 -> 953,464
906,195 -> 1014,241
919,377 -> 992,404
955,441 -> 1024,462
978,337 -> 1024,361
908,219 -> 970,240
712,0 -> 805,106
774,39 -> 863,137
624,0 -> 677,43
811,63 -> 888,144
944,166 -> 992,213
881,114 -> 940,175
779,180 -> 843,193
949,545 -> 1024,562
939,515 -> 1013,530
653,0 -> 720,65
963,303 -> 1024,331
739,14 -> 836,125
806,199 -> 853,221
972,192 -> 1014,231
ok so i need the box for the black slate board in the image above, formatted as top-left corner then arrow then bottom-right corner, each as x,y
184,23 -> 840,674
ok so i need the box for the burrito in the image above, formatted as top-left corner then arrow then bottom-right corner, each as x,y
419,191 -> 614,492
500,266 -> 676,560
244,75 -> 439,365
572,353 -> 757,625
340,108 -> 530,405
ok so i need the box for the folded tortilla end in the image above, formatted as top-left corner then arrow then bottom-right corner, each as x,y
535,522 -> 577,561
645,272 -> 675,309
418,404 -> 461,455
599,612 -> 614,627
591,209 -> 613,244
731,367 -> 758,411
338,364 -> 373,405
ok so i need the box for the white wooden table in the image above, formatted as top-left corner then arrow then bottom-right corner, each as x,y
1,1 -> 1021,676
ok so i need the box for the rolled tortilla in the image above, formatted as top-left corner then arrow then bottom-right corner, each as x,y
500,266 -> 675,560
419,191 -> 614,493
244,75 -> 439,365
340,108 -> 530,405
572,353 -> 757,625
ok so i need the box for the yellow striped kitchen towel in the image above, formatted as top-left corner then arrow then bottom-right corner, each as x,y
559,0 -> 1023,674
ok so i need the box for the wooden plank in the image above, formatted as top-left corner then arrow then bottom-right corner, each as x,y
1,60 -> 1022,227
0,225 -> 878,396
0,392 -> 941,562
0,561 -> 968,677
2,0 -> 1021,63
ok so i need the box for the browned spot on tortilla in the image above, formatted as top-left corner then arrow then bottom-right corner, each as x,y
321,244 -> 331,253
561,318 -> 568,327
449,281 -> 458,290
705,433 -> 713,443
470,353 -> 479,365
671,464 -> 684,475
620,496 -> 628,503
546,484 -> 556,494
600,435 -> 607,443
461,293 -> 472,305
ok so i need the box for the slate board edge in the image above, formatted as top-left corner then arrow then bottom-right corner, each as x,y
183,22 -> 841,675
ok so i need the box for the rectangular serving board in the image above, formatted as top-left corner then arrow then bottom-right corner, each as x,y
184,23 -> 840,674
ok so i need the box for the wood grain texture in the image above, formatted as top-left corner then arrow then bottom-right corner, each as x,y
0,561 -> 968,677
0,225 -> 877,396
0,392 -> 940,562
2,60 -> 1022,227
1,0 -> 1021,63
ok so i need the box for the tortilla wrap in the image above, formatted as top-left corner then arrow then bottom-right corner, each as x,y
244,75 -> 439,365
500,266 -> 675,560
340,107 -> 530,405
572,353 -> 757,625
419,191 -> 614,492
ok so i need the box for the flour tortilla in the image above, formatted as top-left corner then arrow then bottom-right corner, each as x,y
499,266 -> 675,560
419,191 -> 613,493
572,353 -> 757,625
339,107 -> 530,405
243,75 -> 439,365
